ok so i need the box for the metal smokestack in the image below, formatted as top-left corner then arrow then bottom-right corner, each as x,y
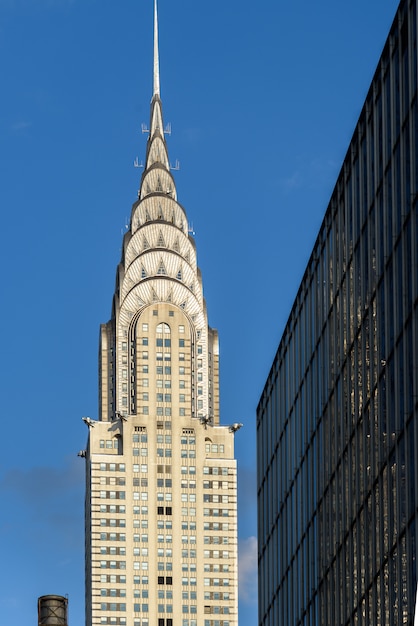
38,595 -> 68,626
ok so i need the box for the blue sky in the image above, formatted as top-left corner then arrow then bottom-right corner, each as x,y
0,1 -> 399,624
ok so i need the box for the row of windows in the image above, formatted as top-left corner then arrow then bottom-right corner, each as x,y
98,479 -> 201,491
181,436 -> 195,444
205,564 -> 230,573
122,324 -> 184,347
132,449 -> 148,456
99,463 -> 126,472
100,491 -> 229,502
181,522 -> 197,530
203,495 -> 230,503
100,589 -> 125,597
181,494 -> 196,502
133,590 -> 150,598
181,480 -> 196,488
100,440 -> 119,449
204,536 -> 229,544
181,550 -> 196,558
100,505 -> 125,514
100,533 -> 125,541
133,478 -> 150,486
100,519 -> 126,528
100,561 -> 126,569
140,407 -> 189,416
204,592 -> 231,600
136,352 -> 186,362
203,467 -> 230,476
156,493 -> 173,501
181,508 -> 197,517
203,509 -> 230,517
100,547 -> 125,556
101,603 -> 126,611
100,491 -> 125,500
156,562 -> 175,571
205,444 -> 225,453
100,575 -> 126,583
204,579 -> 230,587
204,551 -> 230,559
133,434 -> 148,442
204,523 -> 230,531
100,477 -> 126,485
203,481 -> 229,489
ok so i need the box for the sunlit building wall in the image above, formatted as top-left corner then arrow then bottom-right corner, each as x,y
257,0 -> 418,623
82,3 -> 239,626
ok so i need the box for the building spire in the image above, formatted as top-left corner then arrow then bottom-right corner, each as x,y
153,0 -> 160,97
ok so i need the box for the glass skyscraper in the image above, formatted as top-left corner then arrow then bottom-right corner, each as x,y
257,0 -> 418,623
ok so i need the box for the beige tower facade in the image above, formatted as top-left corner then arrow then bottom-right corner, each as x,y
83,3 -> 238,626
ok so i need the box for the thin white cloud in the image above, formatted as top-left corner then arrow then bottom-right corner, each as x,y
10,120 -> 32,132
280,171 -> 302,190
239,535 -> 258,605
278,156 -> 339,193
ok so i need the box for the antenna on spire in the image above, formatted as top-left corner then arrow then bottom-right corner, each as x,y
153,0 -> 160,97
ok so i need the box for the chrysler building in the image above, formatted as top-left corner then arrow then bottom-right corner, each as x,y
82,3 -> 239,626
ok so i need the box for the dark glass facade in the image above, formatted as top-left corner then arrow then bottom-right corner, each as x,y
257,1 -> 418,624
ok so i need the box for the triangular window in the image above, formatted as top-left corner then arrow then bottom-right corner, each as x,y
157,260 -> 167,275
143,237 -> 150,250
177,267 -> 183,281
157,204 -> 165,220
156,177 -> 163,192
145,209 -> 151,222
152,288 -> 159,302
157,231 -> 166,247
173,238 -> 180,253
141,266 -> 147,279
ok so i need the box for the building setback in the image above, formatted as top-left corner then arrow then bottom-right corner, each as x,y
257,0 -> 418,624
82,3 -> 238,626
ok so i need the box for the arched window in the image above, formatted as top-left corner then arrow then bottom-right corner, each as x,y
156,323 -> 171,334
